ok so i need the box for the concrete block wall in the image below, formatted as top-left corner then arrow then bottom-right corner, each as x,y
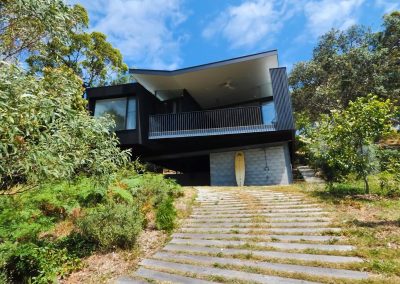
210,143 -> 292,186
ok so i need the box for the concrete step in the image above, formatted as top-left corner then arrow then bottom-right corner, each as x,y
153,251 -> 368,280
191,212 -> 329,219
185,217 -> 332,223
172,233 -> 342,242
136,267 -> 217,284
183,222 -> 331,228
198,196 -> 305,201
116,276 -> 148,284
180,227 -> 341,234
140,258 -> 319,284
170,238 -> 354,251
192,208 -> 324,215
198,199 -> 305,204
196,204 -> 320,210
163,244 -> 364,263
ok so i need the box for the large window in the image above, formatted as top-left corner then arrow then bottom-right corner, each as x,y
261,101 -> 276,125
94,97 -> 136,131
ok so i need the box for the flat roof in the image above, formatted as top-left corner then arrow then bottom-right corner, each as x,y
130,50 -> 279,108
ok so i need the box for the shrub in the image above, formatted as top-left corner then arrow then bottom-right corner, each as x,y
128,173 -> 182,206
54,232 -> 96,259
155,196 -> 177,232
0,242 -> 80,284
0,270 -> 8,284
377,172 -> 400,197
76,202 -> 143,250
0,64 -> 130,193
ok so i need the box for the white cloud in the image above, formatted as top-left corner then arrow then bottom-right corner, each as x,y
70,0 -> 187,70
303,0 -> 365,38
374,0 -> 400,13
202,0 -> 300,49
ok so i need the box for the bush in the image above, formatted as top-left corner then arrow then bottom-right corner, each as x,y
377,172 -> 400,197
0,171 -> 181,282
0,242 -> 80,284
0,64 -> 130,192
0,270 -> 8,284
155,196 -> 177,232
76,202 -> 143,250
128,173 -> 182,205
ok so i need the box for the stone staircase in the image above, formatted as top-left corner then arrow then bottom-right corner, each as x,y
120,187 -> 369,283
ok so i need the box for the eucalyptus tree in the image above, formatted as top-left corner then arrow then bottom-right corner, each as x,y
289,11 -> 400,121
26,4 -> 128,87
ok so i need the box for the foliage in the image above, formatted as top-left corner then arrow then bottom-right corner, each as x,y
289,12 -> 400,120
26,5 -> 128,87
0,0 -> 77,61
76,202 -> 143,250
0,242 -> 81,284
0,63 -> 129,192
0,270 -> 8,284
302,95 -> 396,192
0,172 -> 181,283
0,0 -> 127,87
155,196 -> 177,232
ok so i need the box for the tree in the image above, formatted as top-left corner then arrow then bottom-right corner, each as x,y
304,95 -> 396,193
1,1 -> 128,87
26,4 -> 128,87
0,63 -> 130,193
0,0 -> 76,61
289,12 -> 400,120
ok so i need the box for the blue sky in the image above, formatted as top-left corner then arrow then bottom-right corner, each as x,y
70,0 -> 399,71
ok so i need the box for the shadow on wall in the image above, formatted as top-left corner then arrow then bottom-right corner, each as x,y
165,172 -> 210,186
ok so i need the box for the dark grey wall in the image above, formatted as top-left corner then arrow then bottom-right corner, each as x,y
270,68 -> 295,130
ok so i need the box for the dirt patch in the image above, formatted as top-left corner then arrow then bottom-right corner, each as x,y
61,229 -> 167,284
61,187 -> 197,283
175,186 -> 197,221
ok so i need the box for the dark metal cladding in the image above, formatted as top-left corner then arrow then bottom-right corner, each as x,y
270,68 -> 295,130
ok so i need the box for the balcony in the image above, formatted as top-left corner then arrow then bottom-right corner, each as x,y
148,106 -> 276,139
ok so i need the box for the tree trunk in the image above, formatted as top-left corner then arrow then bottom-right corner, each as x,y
363,176 -> 369,194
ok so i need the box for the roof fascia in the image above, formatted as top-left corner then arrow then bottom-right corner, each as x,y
129,50 -> 278,76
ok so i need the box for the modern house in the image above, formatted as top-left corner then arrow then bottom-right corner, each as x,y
87,50 -> 295,186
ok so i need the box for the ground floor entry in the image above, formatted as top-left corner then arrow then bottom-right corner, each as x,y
209,143 -> 293,186
162,143 -> 293,186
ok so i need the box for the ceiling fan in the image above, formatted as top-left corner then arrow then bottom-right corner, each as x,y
220,80 -> 235,90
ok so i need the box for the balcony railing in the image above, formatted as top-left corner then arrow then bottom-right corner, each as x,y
148,106 -> 276,139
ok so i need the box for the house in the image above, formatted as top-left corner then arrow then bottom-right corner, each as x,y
86,50 -> 295,186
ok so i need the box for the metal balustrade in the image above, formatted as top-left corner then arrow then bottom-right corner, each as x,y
148,106 -> 276,139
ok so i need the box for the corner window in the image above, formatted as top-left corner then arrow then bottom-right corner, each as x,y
94,97 -> 136,131
261,101 -> 276,125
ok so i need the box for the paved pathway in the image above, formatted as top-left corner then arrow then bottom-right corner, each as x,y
120,187 -> 368,283
297,166 -> 325,183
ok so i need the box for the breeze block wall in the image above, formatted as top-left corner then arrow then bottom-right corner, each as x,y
209,143 -> 293,186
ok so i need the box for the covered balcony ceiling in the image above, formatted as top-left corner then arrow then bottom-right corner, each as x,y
129,50 -> 279,109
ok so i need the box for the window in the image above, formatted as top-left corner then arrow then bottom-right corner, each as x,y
94,97 -> 136,131
261,101 -> 276,125
126,97 -> 136,130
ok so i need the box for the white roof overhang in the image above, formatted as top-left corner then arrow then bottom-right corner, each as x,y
130,50 -> 279,108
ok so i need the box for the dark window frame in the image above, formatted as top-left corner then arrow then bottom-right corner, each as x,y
94,96 -> 137,131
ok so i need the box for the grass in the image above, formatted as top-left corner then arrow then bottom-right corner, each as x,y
254,183 -> 400,282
